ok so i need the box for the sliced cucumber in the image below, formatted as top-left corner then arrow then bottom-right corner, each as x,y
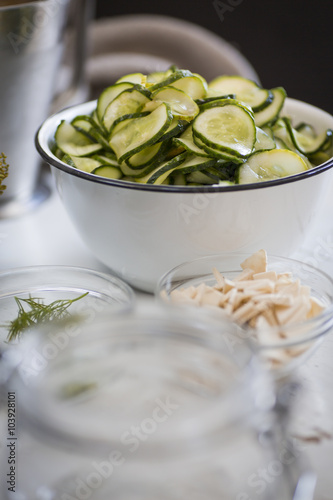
208,75 -> 272,112
137,152 -> 187,185
151,86 -> 199,121
55,121 -> 102,157
63,154 -> 102,173
282,117 -> 333,155
116,73 -> 147,86
253,127 -> 276,152
126,141 -> 167,169
97,82 -> 135,123
174,125 -> 210,157
91,165 -> 122,179
109,103 -> 172,162
238,149 -> 308,184
149,69 -> 207,99
254,87 -> 286,127
103,88 -> 151,132
193,101 -> 256,158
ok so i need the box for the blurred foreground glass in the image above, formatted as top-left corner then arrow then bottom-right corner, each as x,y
0,306 -> 315,499
0,0 -> 94,218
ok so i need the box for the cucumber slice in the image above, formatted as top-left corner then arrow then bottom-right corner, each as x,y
174,125 -> 210,157
138,152 -> 187,185
62,154 -> 102,173
103,88 -> 151,132
193,101 -> 256,158
254,87 -> 286,127
149,69 -> 207,99
146,68 -> 175,86
91,165 -> 122,179
238,149 -> 308,184
176,154 -> 217,174
55,121 -> 102,157
92,154 -> 119,166
126,141 -> 167,169
193,134 -> 243,162
116,73 -> 147,86
97,82 -> 135,123
208,76 -> 272,112
109,103 -> 172,162
151,86 -> 199,121
253,127 -> 276,152
282,117 -> 333,155
187,170 -> 217,184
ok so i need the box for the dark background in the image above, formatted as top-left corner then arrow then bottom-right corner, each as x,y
93,0 -> 333,115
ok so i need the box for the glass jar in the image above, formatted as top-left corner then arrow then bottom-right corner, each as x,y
0,305 -> 314,500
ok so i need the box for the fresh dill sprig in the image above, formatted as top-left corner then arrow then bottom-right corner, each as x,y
0,152 -> 9,195
5,292 -> 89,342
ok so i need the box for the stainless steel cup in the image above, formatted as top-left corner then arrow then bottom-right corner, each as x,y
0,0 -> 93,218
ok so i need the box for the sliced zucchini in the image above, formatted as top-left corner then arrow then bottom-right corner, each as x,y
103,88 -> 151,132
193,101 -> 256,158
238,149 -> 308,184
208,75 -> 272,112
91,165 -> 122,179
92,154 -> 119,166
151,86 -> 199,121
126,141 -> 167,169
137,153 -> 187,185
254,87 -> 286,127
282,117 -> 333,155
109,103 -> 172,162
253,127 -> 276,152
193,134 -> 243,162
96,82 -> 135,123
116,73 -> 147,86
174,125 -> 210,157
62,154 -> 102,173
55,121 -> 102,157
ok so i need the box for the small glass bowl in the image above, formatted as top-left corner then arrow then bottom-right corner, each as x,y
156,253 -> 333,377
0,265 -> 135,349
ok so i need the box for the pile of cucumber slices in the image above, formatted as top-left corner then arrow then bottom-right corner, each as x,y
54,67 -> 333,186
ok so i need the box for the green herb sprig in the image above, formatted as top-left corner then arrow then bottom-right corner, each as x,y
5,292 -> 88,342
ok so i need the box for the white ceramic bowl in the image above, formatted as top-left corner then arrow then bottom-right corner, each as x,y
36,98 -> 333,292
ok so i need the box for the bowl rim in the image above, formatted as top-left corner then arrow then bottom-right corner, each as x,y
156,252 -> 333,349
0,264 -> 136,304
35,97 -> 333,193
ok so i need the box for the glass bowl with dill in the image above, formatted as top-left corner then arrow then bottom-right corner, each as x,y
0,265 -> 135,349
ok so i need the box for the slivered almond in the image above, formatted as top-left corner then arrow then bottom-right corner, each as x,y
167,250 -> 327,367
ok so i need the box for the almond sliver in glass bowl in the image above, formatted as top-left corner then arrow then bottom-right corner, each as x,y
156,253 -> 333,377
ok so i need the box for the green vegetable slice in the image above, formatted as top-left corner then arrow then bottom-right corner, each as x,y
137,152 -> 187,184
103,88 -> 151,132
62,154 -> 102,173
208,75 -> 272,112
151,86 -> 199,121
238,149 -> 308,184
254,87 -> 286,127
97,82 -> 135,123
174,125 -> 210,157
282,117 -> 333,155
55,121 -> 102,157
192,101 -> 256,158
116,73 -> 147,86
253,127 -> 276,152
109,103 -> 172,162
91,165 -> 122,179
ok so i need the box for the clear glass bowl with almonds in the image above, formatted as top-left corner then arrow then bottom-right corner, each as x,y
156,250 -> 333,376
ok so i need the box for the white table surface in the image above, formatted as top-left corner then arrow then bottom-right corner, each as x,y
1,169 -> 333,500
